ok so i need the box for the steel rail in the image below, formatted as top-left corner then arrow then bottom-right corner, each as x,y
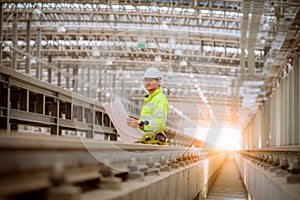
242,146 -> 300,153
239,147 -> 300,176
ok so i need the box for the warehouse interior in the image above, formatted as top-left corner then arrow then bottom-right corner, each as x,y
0,1 -> 299,199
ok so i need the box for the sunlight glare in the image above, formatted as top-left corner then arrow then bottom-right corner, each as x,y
216,128 -> 242,150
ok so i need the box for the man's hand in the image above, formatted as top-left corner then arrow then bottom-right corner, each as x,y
126,118 -> 139,128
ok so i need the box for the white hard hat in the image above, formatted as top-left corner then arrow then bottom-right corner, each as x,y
143,67 -> 161,79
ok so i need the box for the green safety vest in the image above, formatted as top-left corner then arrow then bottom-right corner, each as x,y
138,88 -> 169,135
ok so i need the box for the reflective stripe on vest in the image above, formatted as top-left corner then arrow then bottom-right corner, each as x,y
138,88 -> 169,135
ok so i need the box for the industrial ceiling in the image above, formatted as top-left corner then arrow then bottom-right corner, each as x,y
1,0 -> 300,134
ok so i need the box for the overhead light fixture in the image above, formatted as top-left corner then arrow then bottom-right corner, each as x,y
266,58 -> 274,63
78,36 -> 84,46
33,8 -> 42,15
167,68 -> 174,80
106,59 -> 113,66
109,14 -> 114,21
174,49 -> 182,56
229,68 -> 235,73
179,59 -> 187,67
168,37 -> 176,50
154,54 -> 161,62
150,2 -> 158,12
268,6 -> 275,13
3,46 -> 10,52
30,59 -> 37,64
160,22 -> 168,30
92,49 -> 100,57
57,23 -> 66,33
125,74 -> 131,79
137,35 -> 145,43
263,23 -> 270,31
183,88 -> 189,96
168,37 -> 176,45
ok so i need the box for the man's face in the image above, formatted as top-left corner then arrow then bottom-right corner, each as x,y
143,78 -> 160,91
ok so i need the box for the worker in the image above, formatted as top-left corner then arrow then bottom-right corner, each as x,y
126,67 -> 169,145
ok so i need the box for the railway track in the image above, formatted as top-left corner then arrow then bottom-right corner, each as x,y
239,147 -> 300,176
0,133 -> 216,199
236,147 -> 300,200
1,133 -> 298,199
238,146 -> 300,190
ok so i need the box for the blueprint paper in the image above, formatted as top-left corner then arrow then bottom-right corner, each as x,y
103,97 -> 142,143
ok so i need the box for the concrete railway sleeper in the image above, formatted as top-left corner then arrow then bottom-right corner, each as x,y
0,134 -> 224,200
239,148 -> 300,183
235,149 -> 300,200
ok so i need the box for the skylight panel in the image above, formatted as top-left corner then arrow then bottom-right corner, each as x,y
243,81 -> 264,87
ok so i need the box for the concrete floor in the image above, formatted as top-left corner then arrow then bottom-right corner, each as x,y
206,154 -> 248,200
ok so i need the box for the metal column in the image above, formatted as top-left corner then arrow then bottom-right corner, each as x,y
293,56 -> 299,144
25,19 -> 31,74
288,67 -> 293,145
0,3 -> 3,66
81,67 -> 84,95
87,67 -> 90,97
12,12 -> 18,70
58,62 -> 61,87
36,28 -> 42,79
73,67 -> 78,93
66,66 -> 70,89
48,55 -> 52,83
281,78 -> 288,146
